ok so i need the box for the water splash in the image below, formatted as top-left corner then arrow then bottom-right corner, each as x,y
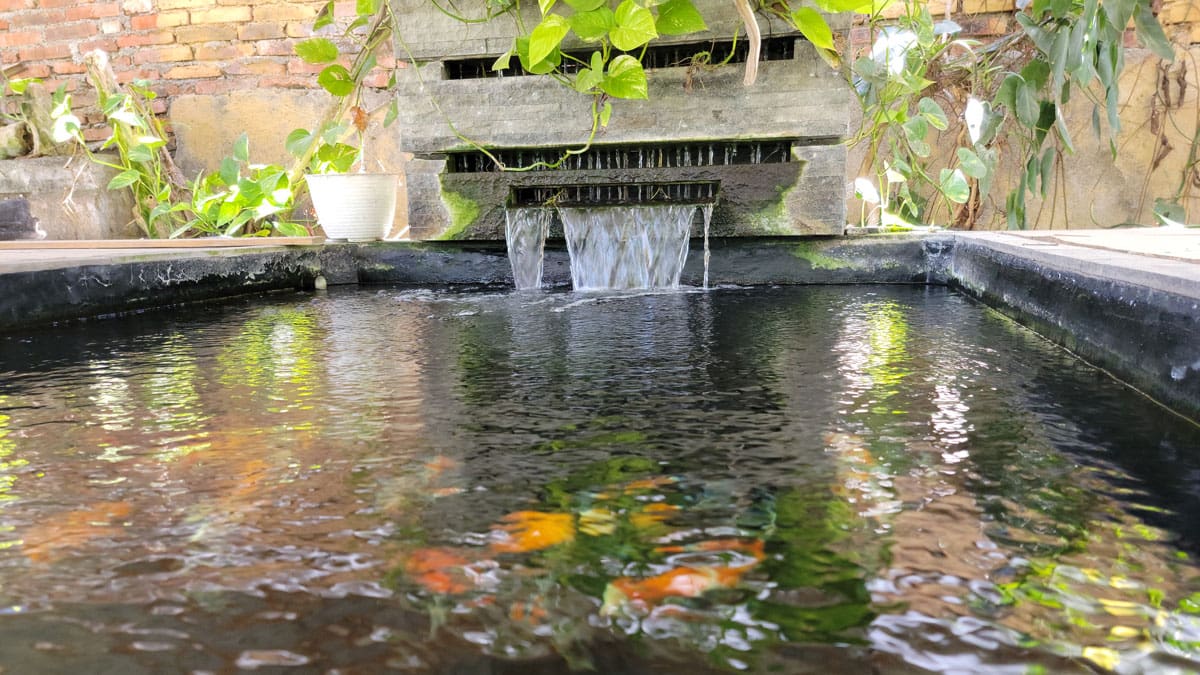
560,205 -> 696,291
504,208 -> 553,290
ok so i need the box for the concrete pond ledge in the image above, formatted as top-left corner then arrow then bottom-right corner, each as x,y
948,231 -> 1200,422
0,230 -> 1196,419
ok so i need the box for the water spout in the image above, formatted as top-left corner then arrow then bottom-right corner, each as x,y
505,208 -> 553,290
701,204 -> 713,290
559,205 -> 696,290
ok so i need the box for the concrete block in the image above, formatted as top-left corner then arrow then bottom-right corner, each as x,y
0,155 -> 139,239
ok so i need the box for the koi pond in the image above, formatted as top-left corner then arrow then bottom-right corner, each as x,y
0,285 -> 1198,673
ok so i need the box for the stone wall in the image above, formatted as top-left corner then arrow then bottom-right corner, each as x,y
2,0 -> 1199,233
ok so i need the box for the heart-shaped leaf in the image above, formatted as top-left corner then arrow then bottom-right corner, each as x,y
611,0 -> 657,51
791,7 -> 833,50
601,54 -> 648,99
318,64 -> 356,96
295,37 -> 339,64
529,14 -> 570,68
570,7 -> 616,41
656,0 -> 706,36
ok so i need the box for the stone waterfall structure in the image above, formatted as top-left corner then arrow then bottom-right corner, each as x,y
392,0 -> 853,245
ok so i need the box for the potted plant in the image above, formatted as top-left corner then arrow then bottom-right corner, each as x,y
286,1 -> 399,242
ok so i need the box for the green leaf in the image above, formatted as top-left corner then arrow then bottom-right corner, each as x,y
1054,104 -> 1074,153
918,97 -> 948,131
939,168 -> 969,204
1134,2 -> 1175,62
516,36 -> 561,74
563,0 -> 605,10
274,221 -> 309,237
575,66 -> 604,92
813,0 -> 876,11
492,49 -> 514,71
1039,146 -> 1054,197
1050,30 -> 1069,98
7,78 -> 37,95
570,6 -> 616,40
1020,58 -> 1050,91
791,7 -> 834,50
611,0 -> 658,51
107,169 -> 141,190
219,156 -> 240,185
317,64 -> 356,96
127,144 -> 154,163
601,54 -> 648,99
539,0 -> 555,14
1015,81 -> 1039,127
600,100 -> 613,127
356,0 -> 376,16
530,14 -> 571,68
314,1 -> 334,30
285,128 -> 314,157
657,0 -> 707,36
957,147 -> 987,178
232,132 -> 249,163
295,37 -> 339,64
383,99 -> 399,128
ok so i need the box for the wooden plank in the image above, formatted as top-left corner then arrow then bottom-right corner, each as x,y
0,236 -> 326,250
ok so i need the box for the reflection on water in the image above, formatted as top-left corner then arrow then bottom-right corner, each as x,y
0,286 -> 1198,673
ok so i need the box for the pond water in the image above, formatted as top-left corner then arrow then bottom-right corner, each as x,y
0,285 -> 1198,674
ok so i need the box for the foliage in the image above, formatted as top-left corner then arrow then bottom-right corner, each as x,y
850,0 -> 1177,228
287,0 -> 400,181
51,79 -> 189,238
184,133 -> 305,238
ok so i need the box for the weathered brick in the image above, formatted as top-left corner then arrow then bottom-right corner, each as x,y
54,22 -> 99,40
285,21 -> 313,38
0,0 -> 34,10
18,43 -> 72,61
164,63 -> 222,78
17,63 -> 51,78
10,10 -> 63,27
121,0 -> 152,12
0,30 -> 42,48
191,78 -> 234,94
116,31 -> 175,47
64,3 -> 120,20
253,3 -> 318,21
158,0 -> 213,8
238,21 -> 285,40
78,38 -> 120,53
189,5 -> 250,23
173,24 -> 237,42
255,39 -> 297,56
257,75 -> 313,88
194,42 -> 254,60
51,61 -> 87,75
100,19 -> 123,34
37,0 -> 76,7
132,45 -> 193,64
227,59 -> 287,75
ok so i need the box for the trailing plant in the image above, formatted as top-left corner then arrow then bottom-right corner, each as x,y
287,0 -> 400,186
850,0 -> 1178,229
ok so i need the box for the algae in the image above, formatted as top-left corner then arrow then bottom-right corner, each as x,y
437,189 -> 481,241
791,241 -> 852,270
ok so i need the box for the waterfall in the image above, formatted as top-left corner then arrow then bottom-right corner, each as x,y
504,208 -> 552,290
559,205 -> 696,291
701,204 -> 713,290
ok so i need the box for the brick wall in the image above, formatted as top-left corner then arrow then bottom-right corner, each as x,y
0,0 -> 398,141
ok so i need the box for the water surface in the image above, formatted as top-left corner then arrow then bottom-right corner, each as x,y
0,285 -> 1198,673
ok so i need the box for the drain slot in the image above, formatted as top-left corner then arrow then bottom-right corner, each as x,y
510,181 -> 718,207
449,140 -> 798,173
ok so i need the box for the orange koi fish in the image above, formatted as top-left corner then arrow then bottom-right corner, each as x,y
489,511 -> 575,554
21,501 -> 133,564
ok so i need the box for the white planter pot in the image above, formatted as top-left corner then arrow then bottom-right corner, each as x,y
306,173 -> 397,241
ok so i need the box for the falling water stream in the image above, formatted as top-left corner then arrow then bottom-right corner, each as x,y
560,205 -> 695,290
504,208 -> 553,290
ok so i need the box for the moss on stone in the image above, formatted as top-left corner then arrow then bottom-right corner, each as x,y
437,189 -> 481,240
791,241 -> 851,270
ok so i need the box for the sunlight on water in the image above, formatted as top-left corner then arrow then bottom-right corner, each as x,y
0,286 -> 1197,673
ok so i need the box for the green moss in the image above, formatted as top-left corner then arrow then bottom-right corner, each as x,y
791,241 -> 851,270
437,189 -> 481,240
